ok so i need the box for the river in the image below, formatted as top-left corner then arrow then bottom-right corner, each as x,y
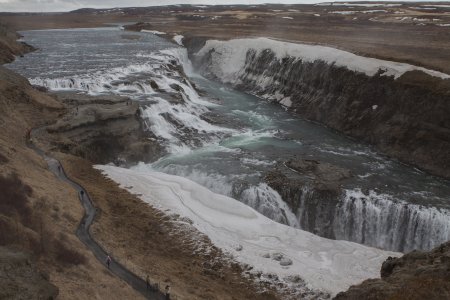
7,27 -> 450,253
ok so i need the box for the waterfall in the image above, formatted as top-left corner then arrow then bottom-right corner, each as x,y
334,189 -> 450,252
30,63 -> 161,95
289,186 -> 450,252
240,183 -> 300,228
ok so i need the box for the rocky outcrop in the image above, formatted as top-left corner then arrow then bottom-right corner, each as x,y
264,159 -> 351,238
0,24 -> 35,64
41,92 -> 164,165
184,36 -> 212,56
192,40 -> 450,179
334,241 -> 450,300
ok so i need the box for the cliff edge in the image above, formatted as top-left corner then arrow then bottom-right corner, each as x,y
335,241 -> 450,300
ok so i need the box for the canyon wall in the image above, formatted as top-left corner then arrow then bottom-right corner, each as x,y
189,37 -> 450,180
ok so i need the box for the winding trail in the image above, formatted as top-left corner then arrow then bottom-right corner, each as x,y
27,130 -> 166,300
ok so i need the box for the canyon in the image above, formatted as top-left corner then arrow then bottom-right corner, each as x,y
1,2 -> 450,299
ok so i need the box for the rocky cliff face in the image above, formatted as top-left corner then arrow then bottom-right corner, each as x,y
39,92 -> 164,165
334,241 -> 450,300
191,39 -> 450,180
264,159 -> 349,239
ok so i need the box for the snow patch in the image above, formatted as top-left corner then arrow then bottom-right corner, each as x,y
330,10 -> 357,15
141,29 -> 167,35
195,37 -> 450,80
96,165 -> 399,296
422,4 -> 450,8
280,97 -> 292,107
410,6 -> 436,10
173,34 -> 184,46
330,10 -> 387,15
317,3 -> 401,7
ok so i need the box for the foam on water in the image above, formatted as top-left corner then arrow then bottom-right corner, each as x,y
240,157 -> 276,166
232,109 -> 274,128
241,183 -> 300,227
30,62 -> 160,94
219,129 -> 278,149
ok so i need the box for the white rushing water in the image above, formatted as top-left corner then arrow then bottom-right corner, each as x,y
334,189 -> 450,252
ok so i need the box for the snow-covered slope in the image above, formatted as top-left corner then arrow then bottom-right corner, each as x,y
173,35 -> 184,46
96,165 -> 399,296
195,37 -> 450,81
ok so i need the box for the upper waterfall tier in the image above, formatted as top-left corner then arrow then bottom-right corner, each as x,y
195,37 -> 450,82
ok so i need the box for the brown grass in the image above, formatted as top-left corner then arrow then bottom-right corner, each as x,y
54,239 -> 87,266
0,152 -> 8,164
0,173 -> 33,226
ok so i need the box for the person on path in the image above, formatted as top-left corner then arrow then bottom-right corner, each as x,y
165,285 -> 170,300
80,190 -> 84,198
58,165 -> 62,173
26,128 -> 31,141
146,275 -> 150,291
106,255 -> 111,269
